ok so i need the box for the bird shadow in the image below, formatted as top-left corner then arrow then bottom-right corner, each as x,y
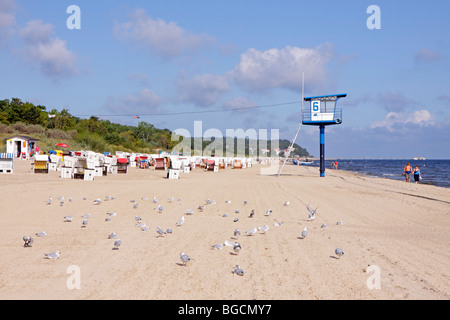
329,255 -> 340,259
297,236 -> 306,240
176,263 -> 187,267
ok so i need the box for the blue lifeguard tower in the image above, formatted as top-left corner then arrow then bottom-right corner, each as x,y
302,93 -> 347,177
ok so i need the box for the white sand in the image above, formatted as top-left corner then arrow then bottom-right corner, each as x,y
0,160 -> 449,300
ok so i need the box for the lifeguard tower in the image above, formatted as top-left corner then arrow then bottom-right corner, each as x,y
302,93 -> 347,177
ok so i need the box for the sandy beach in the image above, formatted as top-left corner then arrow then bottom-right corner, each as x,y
0,159 -> 449,300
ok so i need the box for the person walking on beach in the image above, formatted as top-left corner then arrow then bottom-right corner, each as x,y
413,165 -> 421,184
403,162 -> 412,182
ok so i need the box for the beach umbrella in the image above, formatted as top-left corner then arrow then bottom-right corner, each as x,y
55,143 -> 70,148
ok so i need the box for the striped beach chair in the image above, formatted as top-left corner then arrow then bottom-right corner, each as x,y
0,153 -> 14,174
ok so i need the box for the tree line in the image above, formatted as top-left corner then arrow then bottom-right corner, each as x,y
0,98 -> 311,157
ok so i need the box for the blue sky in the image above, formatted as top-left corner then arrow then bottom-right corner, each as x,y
1,0 -> 449,158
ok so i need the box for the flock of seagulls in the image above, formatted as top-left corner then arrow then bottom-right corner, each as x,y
25,194 -> 345,277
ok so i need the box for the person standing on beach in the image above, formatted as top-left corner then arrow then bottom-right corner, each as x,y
413,165 -> 421,184
403,162 -> 412,182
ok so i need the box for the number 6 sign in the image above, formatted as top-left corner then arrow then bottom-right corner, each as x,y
311,100 -> 320,120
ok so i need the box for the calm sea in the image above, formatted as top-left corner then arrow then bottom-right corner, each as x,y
299,159 -> 450,189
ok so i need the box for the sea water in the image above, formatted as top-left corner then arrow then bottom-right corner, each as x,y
303,159 -> 450,189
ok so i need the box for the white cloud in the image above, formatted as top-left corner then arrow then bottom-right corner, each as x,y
228,43 -> 333,92
0,0 -> 17,47
377,91 -> 418,112
176,73 -> 229,107
18,20 -> 77,79
114,8 -> 216,59
370,109 -> 435,131
104,88 -> 162,115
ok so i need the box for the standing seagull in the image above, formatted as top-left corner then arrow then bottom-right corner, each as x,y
233,265 -> 244,276
81,219 -> 88,228
301,227 -> 308,238
246,227 -> 257,236
93,198 -> 102,205
46,196 -> 53,205
233,228 -> 240,238
233,242 -> 241,255
284,201 -> 290,206
335,248 -> 344,258
180,252 -> 190,266
44,251 -> 60,259
36,231 -> 47,237
176,216 -> 185,226
156,226 -> 166,237
23,236 -> 33,247
113,239 -> 121,250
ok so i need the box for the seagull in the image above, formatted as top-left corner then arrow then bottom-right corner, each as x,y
233,217 -> 239,222
83,213 -> 91,219
274,221 -> 283,227
141,197 -> 149,201
265,209 -> 272,216
168,197 -> 174,203
225,200 -> 231,204
156,226 -> 166,237
258,225 -> 270,234
246,227 -> 257,236
154,205 -> 164,212
153,196 -> 158,204
105,195 -> 112,201
284,201 -> 290,206
107,212 -> 116,217
335,247 -> 344,258
233,242 -> 241,255
205,199 -> 211,205
307,204 -> 318,220
68,197 -> 73,203
166,228 -> 173,234
59,200 -> 64,206
180,252 -> 190,266
135,216 -> 142,222
336,221 -> 343,225
64,215 -> 73,222
23,236 -> 33,247
235,209 -> 239,213
113,239 -> 121,250
44,251 -> 60,259
176,216 -> 185,226
223,213 -> 229,217
46,196 -> 52,205
136,222 -> 146,228
81,219 -> 88,228
249,209 -> 255,218
243,200 -> 248,205
212,243 -> 223,250
321,224 -> 327,228
301,227 -> 308,238
133,202 -> 139,209
234,228 -> 240,238
198,205 -> 205,212
36,231 -> 47,237
141,226 -> 149,231
93,198 -> 102,205
224,240 -> 236,247
185,209 -> 194,215
233,265 -> 244,276
108,232 -> 117,239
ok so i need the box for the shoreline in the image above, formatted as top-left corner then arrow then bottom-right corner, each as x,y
0,159 -> 449,300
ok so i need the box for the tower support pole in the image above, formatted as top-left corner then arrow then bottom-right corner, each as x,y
319,124 -> 325,177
